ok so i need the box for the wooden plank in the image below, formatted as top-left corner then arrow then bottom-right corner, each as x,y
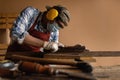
51,51 -> 120,57
0,56 -> 5,60
0,44 -> 8,50
0,18 -> 6,23
46,56 -> 96,62
0,13 -> 17,29
0,13 -> 18,18
6,24 -> 13,28
0,50 -> 6,57
5,51 -> 96,62
0,50 -> 6,54
7,18 -> 15,24
0,24 -> 12,29
80,51 -> 120,57
5,51 -> 120,63
79,57 -> 96,62
44,54 -> 96,62
0,24 -> 7,29
0,50 -> 6,60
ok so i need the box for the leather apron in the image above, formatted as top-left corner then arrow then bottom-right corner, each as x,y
6,13 -> 50,52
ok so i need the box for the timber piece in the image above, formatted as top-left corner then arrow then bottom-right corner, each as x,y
5,51 -> 120,59
46,51 -> 120,57
0,50 -> 6,60
56,69 -> 96,80
44,54 -> 96,62
56,44 -> 87,53
80,51 -> 120,57
11,55 -> 93,73
0,54 -> 5,56
5,51 -> 96,62
0,50 -> 6,56
18,61 -> 95,80
14,73 -> 95,80
0,44 -> 8,50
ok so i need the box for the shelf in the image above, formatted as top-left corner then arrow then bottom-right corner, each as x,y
0,13 -> 17,51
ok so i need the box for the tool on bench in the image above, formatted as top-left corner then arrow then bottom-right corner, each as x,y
0,60 -> 15,69
18,61 -> 96,80
11,55 -> 93,73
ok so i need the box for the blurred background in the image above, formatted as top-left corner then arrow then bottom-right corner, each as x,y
0,0 -> 120,51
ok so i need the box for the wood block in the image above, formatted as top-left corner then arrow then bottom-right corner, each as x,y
44,54 -> 96,62
0,18 -> 6,24
0,24 -> 7,29
7,18 -> 15,24
0,50 -> 6,53
0,44 -> 8,50
0,56 -> 5,60
0,13 -> 18,29
80,57 -> 96,62
6,24 -> 13,28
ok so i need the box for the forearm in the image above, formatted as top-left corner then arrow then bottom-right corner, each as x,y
23,33 -> 44,47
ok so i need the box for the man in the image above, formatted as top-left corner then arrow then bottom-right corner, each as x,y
5,5 -> 70,60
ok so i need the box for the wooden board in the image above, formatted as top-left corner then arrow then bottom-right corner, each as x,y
0,44 -> 8,50
0,13 -> 18,29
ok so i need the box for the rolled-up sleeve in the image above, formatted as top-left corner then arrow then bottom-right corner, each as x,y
11,6 -> 39,44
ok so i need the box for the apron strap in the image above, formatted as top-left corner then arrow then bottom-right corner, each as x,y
29,12 -> 41,30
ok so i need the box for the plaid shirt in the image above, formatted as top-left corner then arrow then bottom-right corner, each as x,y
11,6 -> 59,44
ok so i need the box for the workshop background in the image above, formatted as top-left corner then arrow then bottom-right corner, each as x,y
0,1 -> 120,79
0,0 -> 120,51
0,1 -> 120,78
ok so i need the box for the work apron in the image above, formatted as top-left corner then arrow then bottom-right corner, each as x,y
6,13 -> 50,53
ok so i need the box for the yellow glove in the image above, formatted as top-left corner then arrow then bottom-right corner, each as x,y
43,41 -> 58,52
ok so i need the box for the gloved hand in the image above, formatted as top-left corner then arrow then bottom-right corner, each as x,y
58,42 -> 65,48
43,41 -> 59,52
